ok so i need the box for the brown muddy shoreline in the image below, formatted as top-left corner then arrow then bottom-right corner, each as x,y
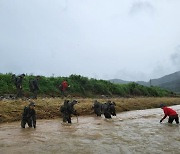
0,97 -> 180,123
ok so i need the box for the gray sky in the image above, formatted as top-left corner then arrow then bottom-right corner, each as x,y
0,0 -> 180,81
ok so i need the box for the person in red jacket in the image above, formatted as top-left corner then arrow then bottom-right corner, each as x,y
59,80 -> 69,97
160,104 -> 179,124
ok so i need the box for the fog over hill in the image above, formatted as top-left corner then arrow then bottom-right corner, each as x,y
110,71 -> 180,93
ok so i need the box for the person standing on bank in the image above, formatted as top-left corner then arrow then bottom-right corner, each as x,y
21,102 -> 36,128
12,74 -> 25,98
160,104 -> 179,124
59,80 -> 69,97
29,76 -> 40,99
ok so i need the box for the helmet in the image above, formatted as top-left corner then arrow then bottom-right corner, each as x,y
159,104 -> 165,108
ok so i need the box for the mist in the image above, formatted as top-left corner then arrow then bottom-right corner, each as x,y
0,0 -> 180,81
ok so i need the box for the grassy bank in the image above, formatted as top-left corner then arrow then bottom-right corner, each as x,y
0,73 -> 174,97
0,97 -> 180,123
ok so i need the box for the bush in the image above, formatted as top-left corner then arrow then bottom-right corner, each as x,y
0,73 -> 173,97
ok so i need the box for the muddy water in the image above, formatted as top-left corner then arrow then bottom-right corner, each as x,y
0,106 -> 180,154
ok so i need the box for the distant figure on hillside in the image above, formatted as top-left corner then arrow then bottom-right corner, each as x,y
12,74 -> 25,98
29,76 -> 40,99
92,100 -> 102,117
101,101 -> 116,119
160,104 -> 179,124
60,100 -> 78,123
59,80 -> 69,97
21,102 -> 36,128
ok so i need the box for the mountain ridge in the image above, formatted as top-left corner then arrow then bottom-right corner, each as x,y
109,71 -> 180,93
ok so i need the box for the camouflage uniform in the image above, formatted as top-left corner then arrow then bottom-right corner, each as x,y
101,101 -> 116,119
12,74 -> 25,98
21,102 -> 36,128
29,78 -> 39,99
92,100 -> 102,116
60,100 -> 78,123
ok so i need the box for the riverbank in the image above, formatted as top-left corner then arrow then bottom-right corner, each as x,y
0,97 -> 180,123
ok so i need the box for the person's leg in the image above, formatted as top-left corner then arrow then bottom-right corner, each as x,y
34,90 -> 38,99
97,108 -> 102,116
104,112 -> 112,119
175,115 -> 179,124
64,90 -> 67,97
97,112 -> 101,117
17,88 -> 21,98
32,90 -> 37,99
31,89 -> 35,99
19,88 -> 23,97
95,108 -> 100,116
27,119 -> 33,127
61,90 -> 65,98
21,119 -> 27,128
63,114 -> 67,122
67,114 -> 71,123
168,116 -> 174,124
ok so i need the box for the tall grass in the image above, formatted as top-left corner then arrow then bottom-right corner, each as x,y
0,73 -> 174,97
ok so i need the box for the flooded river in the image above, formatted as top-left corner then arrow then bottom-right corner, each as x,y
0,105 -> 180,154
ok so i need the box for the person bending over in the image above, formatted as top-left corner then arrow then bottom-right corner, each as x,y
160,104 -> 179,124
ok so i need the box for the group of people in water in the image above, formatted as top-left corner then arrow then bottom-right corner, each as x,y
92,100 -> 116,118
20,99 -> 117,128
10,74 -> 179,128
21,100 -> 179,129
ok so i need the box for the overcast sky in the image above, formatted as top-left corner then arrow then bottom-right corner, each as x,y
0,0 -> 180,81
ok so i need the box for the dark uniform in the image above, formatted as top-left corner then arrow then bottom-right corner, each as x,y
92,100 -> 102,116
108,101 -> 116,117
101,101 -> 116,119
12,74 -> 25,98
29,77 -> 39,99
21,102 -> 36,128
60,100 -> 78,123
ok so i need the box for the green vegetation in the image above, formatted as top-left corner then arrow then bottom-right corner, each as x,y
0,73 -> 174,97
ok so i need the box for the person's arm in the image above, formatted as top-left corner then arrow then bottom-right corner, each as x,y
71,108 -> 78,116
60,106 -> 65,113
160,115 -> 167,123
160,109 -> 167,123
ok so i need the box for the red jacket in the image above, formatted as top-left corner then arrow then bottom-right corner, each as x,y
162,107 -> 177,116
61,81 -> 68,91
161,107 -> 178,120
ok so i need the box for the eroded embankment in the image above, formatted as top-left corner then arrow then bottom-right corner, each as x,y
0,97 -> 180,123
